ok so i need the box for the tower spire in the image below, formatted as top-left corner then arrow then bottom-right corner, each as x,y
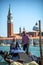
8,4 -> 12,15
7,4 -> 13,23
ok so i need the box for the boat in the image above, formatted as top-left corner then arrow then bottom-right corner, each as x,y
0,42 -> 40,65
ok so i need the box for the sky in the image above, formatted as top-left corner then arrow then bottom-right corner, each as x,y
0,0 -> 43,37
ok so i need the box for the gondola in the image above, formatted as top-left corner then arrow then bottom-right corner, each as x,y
0,42 -> 40,65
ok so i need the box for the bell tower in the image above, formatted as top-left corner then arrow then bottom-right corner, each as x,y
7,5 -> 14,37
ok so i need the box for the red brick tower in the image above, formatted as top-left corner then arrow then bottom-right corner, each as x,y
7,5 -> 14,37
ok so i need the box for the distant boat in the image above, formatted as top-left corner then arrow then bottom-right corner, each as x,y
0,43 -> 10,46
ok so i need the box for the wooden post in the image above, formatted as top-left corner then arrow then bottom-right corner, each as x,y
39,20 -> 42,65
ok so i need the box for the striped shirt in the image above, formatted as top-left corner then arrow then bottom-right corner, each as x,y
22,34 -> 30,44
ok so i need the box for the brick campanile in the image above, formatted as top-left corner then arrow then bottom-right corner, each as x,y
7,5 -> 14,37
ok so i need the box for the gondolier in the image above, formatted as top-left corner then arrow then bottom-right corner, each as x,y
22,31 -> 30,54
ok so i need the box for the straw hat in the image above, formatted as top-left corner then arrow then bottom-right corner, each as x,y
10,61 -> 23,65
24,61 -> 39,65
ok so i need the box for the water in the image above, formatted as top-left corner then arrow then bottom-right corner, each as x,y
0,46 -> 10,62
0,45 -> 43,62
29,45 -> 40,57
0,46 -> 10,52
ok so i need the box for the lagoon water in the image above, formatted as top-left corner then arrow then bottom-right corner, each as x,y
0,45 -> 43,62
